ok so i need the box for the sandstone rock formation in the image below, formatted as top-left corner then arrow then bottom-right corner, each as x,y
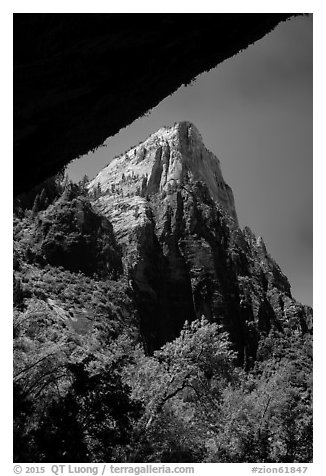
20,192 -> 123,279
90,122 -> 237,223
89,122 -> 312,363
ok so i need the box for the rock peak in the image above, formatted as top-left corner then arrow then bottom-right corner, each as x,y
156,120 -> 203,139
89,123 -> 238,223
148,121 -> 204,151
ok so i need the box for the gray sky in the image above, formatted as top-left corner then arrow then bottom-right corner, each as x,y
67,15 -> 312,307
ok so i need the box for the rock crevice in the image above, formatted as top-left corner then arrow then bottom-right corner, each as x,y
89,122 -> 312,363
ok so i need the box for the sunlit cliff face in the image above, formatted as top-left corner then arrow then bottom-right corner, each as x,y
89,121 -> 238,224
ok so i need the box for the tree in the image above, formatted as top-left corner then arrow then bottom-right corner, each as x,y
13,281 -> 142,462
123,318 -> 239,461
78,175 -> 90,196
204,332 -> 313,463
123,319 -> 312,463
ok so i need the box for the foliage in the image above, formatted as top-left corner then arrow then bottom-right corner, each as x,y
14,192 -> 122,279
13,292 -> 141,462
14,171 -> 66,216
121,319 -> 312,463
121,318 -> 240,462
13,184 -> 312,463
13,186 -> 140,462
13,290 -> 313,463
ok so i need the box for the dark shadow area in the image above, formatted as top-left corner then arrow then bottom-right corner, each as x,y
14,13 -> 296,195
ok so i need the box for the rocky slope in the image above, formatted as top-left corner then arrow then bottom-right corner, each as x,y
17,190 -> 123,279
13,189 -> 136,350
13,121 -> 312,462
89,122 -> 312,363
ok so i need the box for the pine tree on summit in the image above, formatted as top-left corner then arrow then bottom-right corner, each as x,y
78,175 -> 89,196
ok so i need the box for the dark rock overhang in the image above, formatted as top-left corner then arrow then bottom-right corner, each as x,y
14,13 -> 297,196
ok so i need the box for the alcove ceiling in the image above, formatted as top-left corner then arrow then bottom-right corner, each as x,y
14,13 -> 296,195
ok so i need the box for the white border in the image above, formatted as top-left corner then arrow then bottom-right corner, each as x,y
3,3 -> 322,473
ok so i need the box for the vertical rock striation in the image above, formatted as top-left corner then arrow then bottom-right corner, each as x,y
89,122 -> 312,362
90,122 -> 238,223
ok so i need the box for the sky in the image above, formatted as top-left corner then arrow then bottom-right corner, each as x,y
67,15 -> 313,307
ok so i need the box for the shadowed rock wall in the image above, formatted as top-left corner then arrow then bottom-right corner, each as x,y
89,121 -> 312,362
